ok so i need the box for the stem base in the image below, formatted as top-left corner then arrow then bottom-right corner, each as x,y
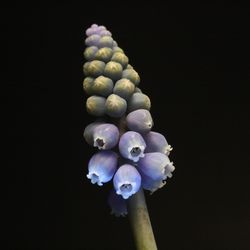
127,189 -> 157,250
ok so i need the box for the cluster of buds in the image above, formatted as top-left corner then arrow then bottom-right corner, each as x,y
83,24 -> 175,216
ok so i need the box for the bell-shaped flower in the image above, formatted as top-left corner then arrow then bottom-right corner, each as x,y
93,123 -> 119,150
113,164 -> 141,199
126,109 -> 153,134
87,150 -> 118,186
83,121 -> 105,146
107,189 -> 127,217
139,171 -> 167,193
119,131 -> 146,162
137,152 -> 175,192
144,131 -> 173,156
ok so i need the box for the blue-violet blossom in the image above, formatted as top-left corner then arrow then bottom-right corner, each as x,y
137,152 -> 175,192
93,123 -> 119,150
126,109 -> 153,134
113,164 -> 141,199
119,131 -> 146,162
87,150 -> 118,186
144,131 -> 173,156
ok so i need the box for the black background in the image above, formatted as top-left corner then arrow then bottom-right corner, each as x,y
4,3 -> 250,250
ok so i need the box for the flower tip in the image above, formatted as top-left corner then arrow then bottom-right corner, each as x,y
116,187 -> 132,199
87,172 -> 102,185
93,137 -> 105,149
168,161 -> 175,172
165,145 -> 173,155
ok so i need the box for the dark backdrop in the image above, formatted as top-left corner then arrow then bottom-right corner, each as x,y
4,3 -> 250,250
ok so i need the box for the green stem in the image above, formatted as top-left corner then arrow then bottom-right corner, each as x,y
117,116 -> 157,250
127,189 -> 158,250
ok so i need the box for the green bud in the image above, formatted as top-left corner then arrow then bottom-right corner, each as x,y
83,77 -> 95,95
122,68 -> 140,86
105,94 -> 127,118
126,64 -> 133,69
134,87 -> 142,93
92,76 -> 114,97
86,95 -> 106,117
84,46 -> 98,61
94,47 -> 113,62
99,36 -> 114,48
111,52 -> 129,68
127,92 -> 151,112
113,78 -> 135,100
103,61 -> 123,81
85,60 -> 105,77
113,46 -> 124,53
83,62 -> 90,75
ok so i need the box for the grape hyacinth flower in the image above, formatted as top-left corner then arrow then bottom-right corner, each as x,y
143,131 -> 173,156
126,109 -> 153,134
139,171 -> 167,193
86,150 -> 118,186
93,123 -> 119,150
138,153 -> 174,180
137,152 -> 175,193
119,131 -> 146,162
83,24 -> 175,250
83,121 -> 105,146
113,164 -> 141,199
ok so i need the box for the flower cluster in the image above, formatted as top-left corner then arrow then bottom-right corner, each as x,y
83,24 -> 175,216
